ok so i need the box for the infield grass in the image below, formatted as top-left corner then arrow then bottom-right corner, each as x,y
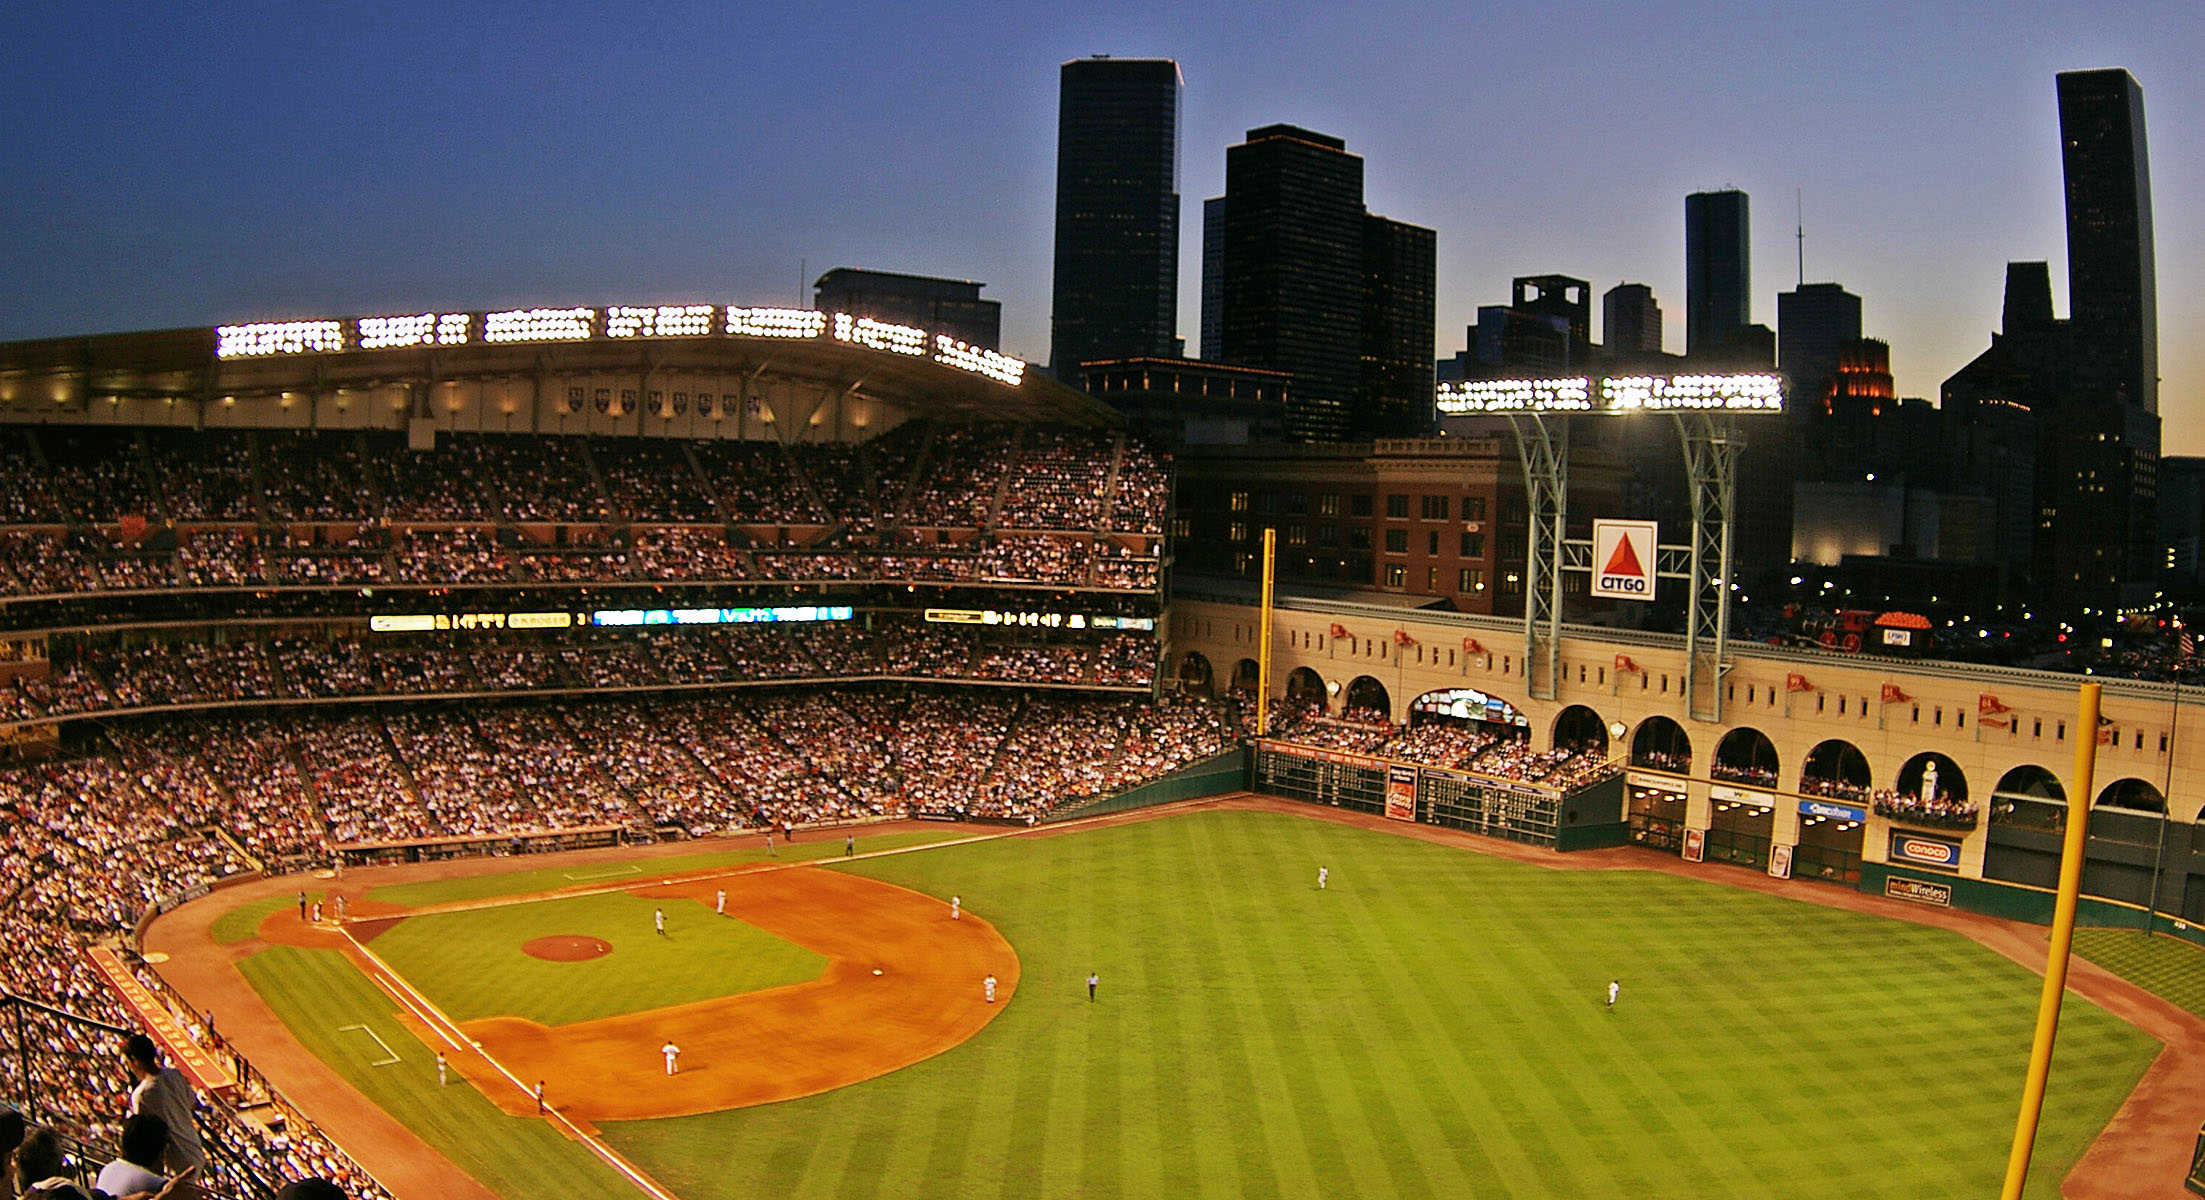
365,891 -> 827,1026
363,829 -> 963,908
211,890 -> 322,945
237,945 -> 638,1200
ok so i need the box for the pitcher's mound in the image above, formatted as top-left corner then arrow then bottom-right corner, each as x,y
522,935 -> 613,962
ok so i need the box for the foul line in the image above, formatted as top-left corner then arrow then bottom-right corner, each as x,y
564,864 -> 644,882
337,1023 -> 401,1067
341,928 -> 681,1200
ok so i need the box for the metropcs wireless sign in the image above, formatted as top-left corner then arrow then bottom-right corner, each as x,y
1590,520 -> 1659,601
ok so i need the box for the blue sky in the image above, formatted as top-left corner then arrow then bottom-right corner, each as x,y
3,2 -> 2199,449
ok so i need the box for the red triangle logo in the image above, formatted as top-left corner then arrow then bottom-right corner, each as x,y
1602,534 -> 1645,578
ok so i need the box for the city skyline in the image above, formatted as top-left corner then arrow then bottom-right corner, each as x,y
1,3 -> 2198,449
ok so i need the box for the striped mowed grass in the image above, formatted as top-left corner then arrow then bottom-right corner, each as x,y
246,808 -> 2157,1199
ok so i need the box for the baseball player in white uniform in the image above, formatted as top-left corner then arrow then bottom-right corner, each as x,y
662,1041 -> 681,1075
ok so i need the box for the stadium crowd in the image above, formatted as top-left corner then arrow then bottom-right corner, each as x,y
0,422 -> 1167,600
1265,710 -> 1623,791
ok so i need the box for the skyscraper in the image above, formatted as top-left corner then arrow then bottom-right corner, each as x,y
2058,67 -> 2158,413
1215,124 -> 1434,441
1200,196 -> 1226,362
1685,190 -> 1750,358
1601,283 -> 1661,359
1049,57 -> 1182,381
1776,282 -> 1863,413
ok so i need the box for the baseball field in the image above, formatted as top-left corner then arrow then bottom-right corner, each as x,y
173,803 -> 2173,1200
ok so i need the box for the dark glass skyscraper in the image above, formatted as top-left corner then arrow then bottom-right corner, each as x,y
1684,189 -> 1750,358
1601,283 -> 1661,359
1215,125 -> 1433,441
1050,57 -> 1182,381
1221,124 -> 1365,441
2058,67 -> 2157,413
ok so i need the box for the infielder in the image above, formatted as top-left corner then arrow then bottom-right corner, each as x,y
654,908 -> 666,936
983,974 -> 997,1003
436,1052 -> 447,1087
715,889 -> 725,915
661,1041 -> 681,1075
950,896 -> 961,920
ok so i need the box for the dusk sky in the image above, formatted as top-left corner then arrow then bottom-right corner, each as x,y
3,2 -> 2199,448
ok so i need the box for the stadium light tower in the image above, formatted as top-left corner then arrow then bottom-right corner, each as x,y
1436,372 -> 1786,722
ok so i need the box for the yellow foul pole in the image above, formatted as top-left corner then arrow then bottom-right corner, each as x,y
1998,680 -> 2101,1200
1256,528 -> 1276,738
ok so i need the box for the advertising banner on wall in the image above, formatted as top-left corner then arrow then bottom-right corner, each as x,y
1385,764 -> 1418,823
1768,843 -> 1793,879
1887,831 -> 1963,871
1590,520 -> 1659,601
1682,827 -> 1705,862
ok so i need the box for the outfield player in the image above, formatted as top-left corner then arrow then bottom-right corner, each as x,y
1088,972 -> 1099,1002
1318,866 -> 1328,890
1607,980 -> 1620,1010
654,907 -> 666,936
661,1041 -> 681,1075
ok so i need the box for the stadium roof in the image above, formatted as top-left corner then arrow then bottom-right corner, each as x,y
0,306 -> 1122,428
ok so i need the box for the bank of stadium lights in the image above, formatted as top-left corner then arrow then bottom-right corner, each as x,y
483,307 -> 596,344
357,312 -> 472,350
933,335 -> 1025,386
1435,372 -> 1786,415
210,302 -> 1032,388
833,313 -> 928,356
215,321 -> 344,358
724,306 -> 827,338
607,305 -> 715,339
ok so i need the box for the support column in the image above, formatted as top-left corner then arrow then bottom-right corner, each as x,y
1676,413 -> 1742,722
1508,414 -> 1567,700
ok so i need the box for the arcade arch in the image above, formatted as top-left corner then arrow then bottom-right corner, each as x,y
1283,667 -> 1327,711
1884,753 -> 1975,830
1629,717 -> 1691,775
1989,765 -> 2066,832
1343,676 -> 1392,720
1231,658 -> 1260,695
1552,705 -> 1609,756
1176,651 -> 1214,698
1799,739 -> 1871,801
2096,777 -> 2166,814
1711,727 -> 1779,789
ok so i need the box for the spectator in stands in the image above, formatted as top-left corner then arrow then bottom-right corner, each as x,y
275,1181 -> 348,1200
12,1126 -> 90,1199
93,1114 -> 168,1199
1,1106 -> 23,1199
121,1035 -> 204,1173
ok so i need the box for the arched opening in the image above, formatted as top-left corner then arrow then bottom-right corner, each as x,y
1799,739 -> 1871,802
1229,658 -> 1260,698
1282,666 -> 1327,712
2096,778 -> 2166,814
1990,765 -> 2066,832
1552,705 -> 1609,757
1625,716 -> 1691,855
1342,676 -> 1392,722
1176,651 -> 1214,698
1710,727 -> 1779,789
1629,716 -> 1691,775
1881,753 -> 1975,829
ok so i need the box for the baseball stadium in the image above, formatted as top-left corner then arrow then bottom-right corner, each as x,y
1,304 -> 2202,1199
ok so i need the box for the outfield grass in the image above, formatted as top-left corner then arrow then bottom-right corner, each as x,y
594,810 -> 2155,1200
244,809 -> 2161,1199
364,829 -> 963,908
237,946 -> 638,1200
2073,926 -> 2205,1018
211,890 -> 322,945
366,891 -> 827,1026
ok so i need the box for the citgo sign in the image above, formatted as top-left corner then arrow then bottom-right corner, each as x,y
1590,520 -> 1659,601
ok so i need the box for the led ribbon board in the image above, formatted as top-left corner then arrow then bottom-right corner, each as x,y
1436,373 -> 1786,414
